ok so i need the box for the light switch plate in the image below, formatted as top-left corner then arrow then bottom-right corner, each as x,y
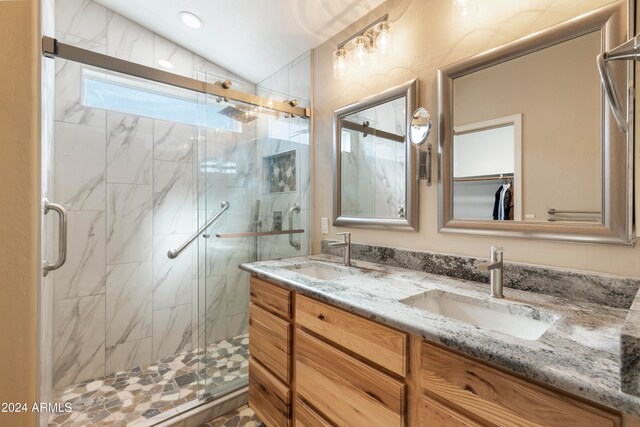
321,217 -> 329,234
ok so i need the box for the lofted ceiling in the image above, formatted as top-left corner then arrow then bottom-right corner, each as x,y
95,0 -> 386,83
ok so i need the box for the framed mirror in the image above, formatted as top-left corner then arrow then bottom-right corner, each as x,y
334,79 -> 418,230
438,2 -> 634,245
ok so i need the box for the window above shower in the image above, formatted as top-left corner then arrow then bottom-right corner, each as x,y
82,68 -> 243,132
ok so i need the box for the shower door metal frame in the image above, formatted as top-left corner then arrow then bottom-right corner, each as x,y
41,36 -> 311,119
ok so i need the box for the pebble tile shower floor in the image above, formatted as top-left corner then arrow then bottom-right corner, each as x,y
47,334 -> 249,426
200,405 -> 261,427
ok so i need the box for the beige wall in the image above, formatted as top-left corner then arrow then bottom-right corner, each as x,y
454,31 -> 602,220
0,0 -> 39,425
312,0 -> 640,277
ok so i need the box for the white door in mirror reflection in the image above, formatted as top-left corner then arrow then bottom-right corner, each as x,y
453,114 -> 522,221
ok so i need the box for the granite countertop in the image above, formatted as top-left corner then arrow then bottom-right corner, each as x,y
241,254 -> 640,417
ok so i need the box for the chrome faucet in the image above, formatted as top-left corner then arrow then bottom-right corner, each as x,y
329,232 -> 351,266
478,246 -> 504,298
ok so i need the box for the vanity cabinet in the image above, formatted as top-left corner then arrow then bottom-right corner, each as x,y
248,275 -> 636,427
419,342 -> 622,427
248,277 -> 293,426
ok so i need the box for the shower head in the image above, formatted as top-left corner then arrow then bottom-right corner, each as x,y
218,105 -> 258,123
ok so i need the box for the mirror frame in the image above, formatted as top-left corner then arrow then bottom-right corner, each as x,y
333,79 -> 419,230
438,1 -> 635,245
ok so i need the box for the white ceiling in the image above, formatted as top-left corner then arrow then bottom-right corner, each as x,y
95,0 -> 385,83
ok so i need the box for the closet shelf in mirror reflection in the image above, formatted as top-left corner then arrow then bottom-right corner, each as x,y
341,120 -> 405,143
453,173 -> 514,182
546,209 -> 601,223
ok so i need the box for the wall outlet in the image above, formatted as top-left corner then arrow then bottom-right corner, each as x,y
321,217 -> 329,234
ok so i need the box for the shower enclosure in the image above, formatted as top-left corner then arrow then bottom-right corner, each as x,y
39,10 -> 311,424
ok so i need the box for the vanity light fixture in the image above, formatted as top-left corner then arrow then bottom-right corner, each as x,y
332,14 -> 391,77
180,11 -> 204,29
333,48 -> 348,78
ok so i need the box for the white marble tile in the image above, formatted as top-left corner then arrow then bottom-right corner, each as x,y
55,0 -> 107,47
195,275 -> 227,349
55,59 -> 106,127
153,35 -> 194,78
154,120 -> 196,163
54,210 -> 106,300
194,55 -> 229,81
226,312 -> 248,338
225,256 -> 250,317
53,295 -> 105,389
106,112 -> 153,184
54,121 -> 106,210
226,134 -> 257,189
153,304 -> 192,360
196,140 -> 228,209
55,31 -> 107,53
153,234 -> 192,310
105,261 -> 152,347
107,11 -> 154,67
288,52 -> 311,103
105,338 -> 152,374
154,160 -> 194,235
106,184 -> 153,264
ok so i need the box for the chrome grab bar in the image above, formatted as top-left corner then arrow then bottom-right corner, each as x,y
42,199 -> 68,276
288,203 -> 301,250
167,201 -> 230,259
216,229 -> 304,239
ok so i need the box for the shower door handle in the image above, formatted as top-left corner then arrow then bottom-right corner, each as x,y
42,199 -> 68,276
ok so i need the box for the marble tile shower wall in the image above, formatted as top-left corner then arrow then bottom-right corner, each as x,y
51,0 -> 256,389
340,99 -> 406,218
255,52 -> 312,262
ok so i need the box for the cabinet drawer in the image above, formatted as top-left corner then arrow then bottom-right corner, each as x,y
419,396 -> 482,427
249,303 -> 292,383
296,398 -> 333,427
249,358 -> 291,427
250,276 -> 292,319
421,342 -> 621,427
296,329 -> 405,427
296,295 -> 407,377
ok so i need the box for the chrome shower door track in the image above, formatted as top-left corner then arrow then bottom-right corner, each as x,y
41,36 -> 310,119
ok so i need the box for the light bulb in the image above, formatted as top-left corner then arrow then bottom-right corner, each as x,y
376,21 -> 391,54
333,48 -> 347,78
354,36 -> 368,66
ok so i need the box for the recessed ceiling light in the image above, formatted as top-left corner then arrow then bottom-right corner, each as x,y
180,11 -> 203,29
158,59 -> 173,69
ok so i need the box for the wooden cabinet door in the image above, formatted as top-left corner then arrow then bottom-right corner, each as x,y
296,294 -> 407,377
249,358 -> 291,427
296,329 -> 405,427
421,342 -> 621,427
295,398 -> 334,427
419,396 -> 482,427
249,303 -> 292,383
250,276 -> 292,319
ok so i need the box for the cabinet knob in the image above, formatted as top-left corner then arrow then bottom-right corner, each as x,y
318,313 -> 325,321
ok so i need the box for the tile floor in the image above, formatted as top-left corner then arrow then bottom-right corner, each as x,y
47,334 -> 249,426
199,405 -> 261,427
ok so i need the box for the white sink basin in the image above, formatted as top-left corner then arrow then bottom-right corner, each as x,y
284,261 -> 354,281
401,290 -> 557,341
